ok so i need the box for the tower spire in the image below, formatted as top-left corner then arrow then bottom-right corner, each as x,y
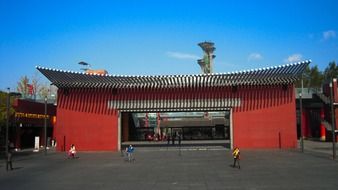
197,41 -> 216,74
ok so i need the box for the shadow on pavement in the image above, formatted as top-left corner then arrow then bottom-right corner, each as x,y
11,167 -> 24,171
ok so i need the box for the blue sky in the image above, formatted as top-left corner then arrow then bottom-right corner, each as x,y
1,0 -> 337,91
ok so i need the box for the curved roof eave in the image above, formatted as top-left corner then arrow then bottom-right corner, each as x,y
36,60 -> 311,89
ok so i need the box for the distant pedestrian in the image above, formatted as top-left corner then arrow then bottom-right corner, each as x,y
126,145 -> 135,162
178,132 -> 182,146
232,147 -> 240,169
68,144 -> 77,159
167,135 -> 170,145
6,141 -> 14,171
52,138 -> 57,147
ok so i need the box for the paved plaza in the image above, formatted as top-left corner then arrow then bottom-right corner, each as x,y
1,141 -> 338,190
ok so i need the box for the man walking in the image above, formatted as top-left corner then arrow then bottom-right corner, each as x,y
178,132 -> 182,146
6,141 -> 14,171
126,145 -> 135,162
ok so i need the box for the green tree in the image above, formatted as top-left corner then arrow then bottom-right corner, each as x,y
0,91 -> 16,133
323,61 -> 338,81
296,65 -> 323,89
308,65 -> 323,88
0,91 -> 7,129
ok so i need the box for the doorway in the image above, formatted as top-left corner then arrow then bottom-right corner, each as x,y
121,111 -> 231,143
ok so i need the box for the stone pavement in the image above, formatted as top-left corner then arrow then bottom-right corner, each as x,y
302,139 -> 338,155
0,141 -> 338,190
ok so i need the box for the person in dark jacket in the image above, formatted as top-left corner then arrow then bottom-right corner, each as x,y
167,134 -> 170,146
6,142 -> 14,171
178,132 -> 182,146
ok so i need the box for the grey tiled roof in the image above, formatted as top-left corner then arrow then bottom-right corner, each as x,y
37,60 -> 310,89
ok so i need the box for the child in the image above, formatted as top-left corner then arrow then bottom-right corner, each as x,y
68,144 -> 77,159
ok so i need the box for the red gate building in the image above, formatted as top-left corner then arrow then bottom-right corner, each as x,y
38,60 -> 310,151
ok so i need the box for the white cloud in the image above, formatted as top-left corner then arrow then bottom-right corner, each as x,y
323,30 -> 336,40
247,53 -> 263,61
166,51 -> 200,60
284,54 -> 303,63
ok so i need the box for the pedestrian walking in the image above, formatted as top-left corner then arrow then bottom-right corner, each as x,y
177,132 -> 182,156
178,132 -> 182,146
232,147 -> 241,169
6,141 -> 14,171
126,145 -> 135,162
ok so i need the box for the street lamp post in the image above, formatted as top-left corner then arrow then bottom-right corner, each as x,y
5,88 -> 10,171
44,96 -> 47,155
299,76 -> 304,152
329,81 -> 336,160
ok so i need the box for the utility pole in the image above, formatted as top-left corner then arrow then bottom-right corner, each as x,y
44,96 -> 48,155
329,81 -> 336,160
5,88 -> 10,170
299,76 -> 304,152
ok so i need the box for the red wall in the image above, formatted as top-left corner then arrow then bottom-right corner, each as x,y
232,85 -> 297,148
55,84 -> 297,151
55,88 -> 118,151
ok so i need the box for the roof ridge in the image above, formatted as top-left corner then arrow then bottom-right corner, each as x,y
35,59 -> 311,78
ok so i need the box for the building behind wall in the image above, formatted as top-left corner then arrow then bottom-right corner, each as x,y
296,78 -> 338,142
125,111 -> 231,141
11,99 -> 56,149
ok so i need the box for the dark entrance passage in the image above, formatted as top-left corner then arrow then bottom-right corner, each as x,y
121,111 -> 230,142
